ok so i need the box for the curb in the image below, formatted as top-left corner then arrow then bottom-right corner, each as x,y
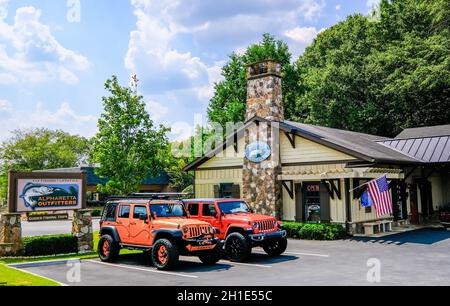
8,258 -> 81,269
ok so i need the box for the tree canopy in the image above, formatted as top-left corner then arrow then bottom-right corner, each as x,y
207,0 -> 450,137
0,129 -> 91,203
90,76 -> 169,195
207,33 -> 300,128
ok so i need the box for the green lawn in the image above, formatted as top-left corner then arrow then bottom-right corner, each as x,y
0,231 -> 140,285
0,264 -> 60,286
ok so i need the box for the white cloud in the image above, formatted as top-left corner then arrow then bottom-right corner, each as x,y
366,0 -> 380,9
336,5 -> 341,11
0,102 -> 98,141
285,26 -> 319,44
0,99 -> 11,112
0,3 -> 89,85
145,100 -> 169,121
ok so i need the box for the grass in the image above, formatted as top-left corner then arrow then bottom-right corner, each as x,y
1,231 -> 140,265
0,264 -> 60,286
0,230 -> 140,288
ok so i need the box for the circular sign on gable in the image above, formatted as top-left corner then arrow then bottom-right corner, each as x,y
245,141 -> 272,163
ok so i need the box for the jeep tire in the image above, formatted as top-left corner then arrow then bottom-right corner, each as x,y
98,234 -> 120,262
198,245 -> 222,265
151,239 -> 179,270
224,232 -> 252,262
263,237 -> 288,257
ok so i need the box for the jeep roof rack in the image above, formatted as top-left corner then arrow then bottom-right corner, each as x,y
107,192 -> 190,201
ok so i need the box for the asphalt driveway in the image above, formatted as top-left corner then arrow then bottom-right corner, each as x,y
11,228 -> 450,286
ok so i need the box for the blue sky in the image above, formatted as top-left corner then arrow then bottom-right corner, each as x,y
0,0 -> 378,141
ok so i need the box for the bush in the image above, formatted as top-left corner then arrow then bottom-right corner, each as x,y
91,209 -> 102,217
21,234 -> 78,256
283,222 -> 347,240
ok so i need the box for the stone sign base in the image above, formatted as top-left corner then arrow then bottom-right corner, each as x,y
0,213 -> 22,256
72,209 -> 93,253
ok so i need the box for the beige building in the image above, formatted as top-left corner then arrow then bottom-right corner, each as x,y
185,60 -> 450,235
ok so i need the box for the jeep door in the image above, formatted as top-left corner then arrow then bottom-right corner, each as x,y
201,202 -> 223,237
129,205 -> 152,246
116,204 -> 132,244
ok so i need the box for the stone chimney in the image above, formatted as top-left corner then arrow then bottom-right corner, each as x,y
245,60 -> 284,121
242,60 -> 282,218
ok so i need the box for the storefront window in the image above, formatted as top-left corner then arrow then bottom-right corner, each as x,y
303,183 -> 321,223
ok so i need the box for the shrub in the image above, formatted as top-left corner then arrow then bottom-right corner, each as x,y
91,209 -> 102,217
282,222 -> 347,240
21,234 -> 78,256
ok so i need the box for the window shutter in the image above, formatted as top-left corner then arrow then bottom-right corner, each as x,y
232,184 -> 240,199
213,185 -> 220,198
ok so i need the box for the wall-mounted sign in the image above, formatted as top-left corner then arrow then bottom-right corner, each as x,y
8,171 -> 86,213
245,141 -> 272,163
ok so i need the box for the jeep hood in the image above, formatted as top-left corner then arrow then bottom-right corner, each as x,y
153,218 -> 210,228
222,213 -> 275,224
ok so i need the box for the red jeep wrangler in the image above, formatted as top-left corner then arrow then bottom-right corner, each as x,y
183,199 -> 287,262
98,198 -> 221,270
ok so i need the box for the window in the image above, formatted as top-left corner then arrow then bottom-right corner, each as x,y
150,203 -> 186,217
101,203 -> 117,221
214,183 -> 240,198
188,203 -> 199,216
218,201 -> 251,214
118,205 -> 130,218
365,206 -> 372,214
133,206 -> 147,219
202,204 -> 217,216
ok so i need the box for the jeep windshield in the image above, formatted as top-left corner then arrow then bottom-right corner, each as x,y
218,201 -> 251,214
151,204 -> 187,217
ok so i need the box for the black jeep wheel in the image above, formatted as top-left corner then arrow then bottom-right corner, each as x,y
263,237 -> 288,257
225,232 -> 251,262
151,239 -> 179,270
98,234 -> 120,262
198,245 -> 222,265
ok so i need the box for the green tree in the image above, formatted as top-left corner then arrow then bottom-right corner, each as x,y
297,0 -> 450,136
163,142 -> 194,193
207,33 -> 300,127
0,129 -> 91,203
90,76 -> 169,195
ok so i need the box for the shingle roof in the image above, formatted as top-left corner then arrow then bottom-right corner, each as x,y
35,167 -> 170,186
395,124 -> 450,139
282,121 -> 420,164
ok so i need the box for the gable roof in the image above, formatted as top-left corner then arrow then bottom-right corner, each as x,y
35,167 -> 170,186
281,121 -> 420,164
395,124 -> 450,139
184,117 -> 423,172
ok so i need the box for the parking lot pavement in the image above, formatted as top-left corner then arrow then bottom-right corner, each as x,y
13,229 -> 450,286
22,220 -> 101,237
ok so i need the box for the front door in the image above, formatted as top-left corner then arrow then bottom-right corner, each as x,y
201,203 -> 222,230
129,205 -> 151,246
409,184 -> 419,224
303,182 -> 321,223
419,180 -> 434,221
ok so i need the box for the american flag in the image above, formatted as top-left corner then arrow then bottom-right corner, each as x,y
367,175 -> 393,217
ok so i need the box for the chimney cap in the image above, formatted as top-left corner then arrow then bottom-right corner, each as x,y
246,59 -> 281,80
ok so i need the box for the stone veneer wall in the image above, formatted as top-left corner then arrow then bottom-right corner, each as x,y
242,60 -> 283,218
0,213 -> 22,256
72,209 -> 93,253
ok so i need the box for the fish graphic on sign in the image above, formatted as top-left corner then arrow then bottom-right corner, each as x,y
19,183 -> 78,211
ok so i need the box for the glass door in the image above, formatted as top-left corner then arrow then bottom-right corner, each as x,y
303,182 -> 321,223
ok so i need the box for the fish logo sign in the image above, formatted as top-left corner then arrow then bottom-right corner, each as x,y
19,183 -> 71,210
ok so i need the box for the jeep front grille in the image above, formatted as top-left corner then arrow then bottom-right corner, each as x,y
185,225 -> 211,238
256,220 -> 275,231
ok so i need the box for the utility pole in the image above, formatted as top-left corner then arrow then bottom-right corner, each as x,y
130,73 -> 139,96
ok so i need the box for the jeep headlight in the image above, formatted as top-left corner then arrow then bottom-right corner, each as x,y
182,226 -> 188,234
252,222 -> 259,229
273,220 -> 278,227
